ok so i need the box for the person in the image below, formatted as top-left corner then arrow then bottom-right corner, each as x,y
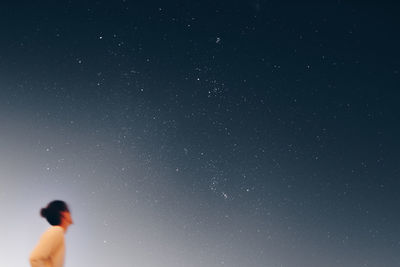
29,200 -> 73,267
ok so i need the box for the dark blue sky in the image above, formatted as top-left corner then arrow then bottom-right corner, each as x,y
1,1 -> 399,266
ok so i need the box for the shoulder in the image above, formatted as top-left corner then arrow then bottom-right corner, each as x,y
50,225 -> 64,233
42,226 -> 64,239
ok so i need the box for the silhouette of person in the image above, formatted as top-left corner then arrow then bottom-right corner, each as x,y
30,200 -> 73,267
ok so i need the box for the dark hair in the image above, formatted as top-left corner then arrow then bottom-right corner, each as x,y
40,200 -> 69,226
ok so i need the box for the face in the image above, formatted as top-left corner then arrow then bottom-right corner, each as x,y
61,211 -> 74,231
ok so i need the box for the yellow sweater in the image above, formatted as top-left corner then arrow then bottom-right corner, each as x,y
30,226 -> 65,267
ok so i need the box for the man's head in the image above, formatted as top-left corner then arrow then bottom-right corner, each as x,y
40,200 -> 73,231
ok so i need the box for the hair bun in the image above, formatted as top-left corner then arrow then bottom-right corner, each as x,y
40,208 -> 47,218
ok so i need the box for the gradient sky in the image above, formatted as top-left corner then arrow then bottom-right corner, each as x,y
0,1 -> 399,267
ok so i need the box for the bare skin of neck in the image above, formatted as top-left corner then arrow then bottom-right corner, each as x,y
59,211 -> 73,232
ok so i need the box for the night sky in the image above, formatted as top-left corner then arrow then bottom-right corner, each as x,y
1,1 -> 399,267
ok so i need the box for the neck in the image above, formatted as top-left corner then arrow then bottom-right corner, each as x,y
59,223 -> 68,232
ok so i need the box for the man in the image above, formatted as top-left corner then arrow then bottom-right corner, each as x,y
30,200 -> 73,267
